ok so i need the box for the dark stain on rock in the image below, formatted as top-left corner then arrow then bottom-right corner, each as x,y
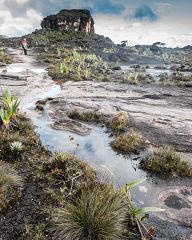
164,195 -> 191,210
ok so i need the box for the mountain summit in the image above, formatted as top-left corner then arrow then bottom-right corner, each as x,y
41,9 -> 95,33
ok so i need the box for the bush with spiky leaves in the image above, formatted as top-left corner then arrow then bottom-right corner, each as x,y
53,183 -> 127,240
0,90 -> 20,128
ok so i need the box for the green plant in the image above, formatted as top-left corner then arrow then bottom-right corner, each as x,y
109,112 -> 128,134
122,178 -> 165,239
141,147 -> 192,177
0,90 -> 20,127
0,48 -> 12,64
0,161 -> 22,212
23,223 -> 46,240
10,141 -> 23,153
53,183 -> 127,240
123,72 -> 139,85
68,110 -> 104,123
111,132 -> 144,154
55,152 -> 70,161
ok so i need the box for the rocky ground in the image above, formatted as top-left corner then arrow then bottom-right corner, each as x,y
40,81 -> 192,153
0,48 -> 192,239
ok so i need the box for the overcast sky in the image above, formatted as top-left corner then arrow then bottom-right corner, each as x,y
0,0 -> 191,47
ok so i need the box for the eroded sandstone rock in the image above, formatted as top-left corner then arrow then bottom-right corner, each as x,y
41,9 -> 94,33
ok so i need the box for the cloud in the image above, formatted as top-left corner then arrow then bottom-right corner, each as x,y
0,8 -> 43,36
1,0 -> 124,18
132,4 -> 158,22
87,0 -> 124,14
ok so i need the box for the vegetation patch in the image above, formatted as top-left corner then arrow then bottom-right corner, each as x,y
111,132 -> 145,154
53,182 -> 127,240
159,72 -> 192,86
109,112 -> 129,134
122,71 -> 154,85
38,152 -> 96,206
46,48 -> 110,81
68,109 -> 105,123
0,48 -> 12,64
141,147 -> 192,178
22,223 -> 46,240
0,161 -> 22,212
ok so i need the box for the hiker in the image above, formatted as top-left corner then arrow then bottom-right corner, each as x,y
21,38 -> 28,55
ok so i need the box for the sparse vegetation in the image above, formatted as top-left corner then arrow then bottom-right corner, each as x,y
0,48 -> 12,64
68,109 -> 105,123
47,48 -> 109,81
38,152 -> 96,205
111,132 -> 145,154
0,161 -> 22,212
159,72 -> 192,86
141,147 -> 192,177
22,223 -> 46,240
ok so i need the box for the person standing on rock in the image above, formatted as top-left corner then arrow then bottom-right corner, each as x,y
21,38 -> 28,55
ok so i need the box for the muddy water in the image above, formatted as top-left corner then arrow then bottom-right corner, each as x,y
1,49 -> 192,238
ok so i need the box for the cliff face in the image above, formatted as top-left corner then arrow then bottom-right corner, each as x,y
41,9 -> 94,33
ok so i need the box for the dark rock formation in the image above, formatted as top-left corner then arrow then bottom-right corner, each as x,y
41,9 -> 94,33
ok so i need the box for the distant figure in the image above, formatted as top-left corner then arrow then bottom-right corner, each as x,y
21,38 -> 28,55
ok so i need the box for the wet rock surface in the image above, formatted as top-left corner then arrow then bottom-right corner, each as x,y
43,81 -> 192,153
157,186 -> 192,228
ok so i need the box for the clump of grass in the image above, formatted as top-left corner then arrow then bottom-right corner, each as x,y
109,112 -> 129,134
123,72 -> 139,85
0,161 -> 22,212
111,132 -> 144,154
53,183 -> 127,240
68,109 -> 104,123
141,147 -> 192,178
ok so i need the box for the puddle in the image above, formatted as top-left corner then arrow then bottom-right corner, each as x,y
31,110 -> 156,206
6,63 -> 46,74
121,65 -> 191,79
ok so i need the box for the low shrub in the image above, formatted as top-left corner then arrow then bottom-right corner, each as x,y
0,48 -> 12,64
68,109 -> 104,123
109,112 -> 128,134
141,147 -> 192,177
111,132 -> 144,154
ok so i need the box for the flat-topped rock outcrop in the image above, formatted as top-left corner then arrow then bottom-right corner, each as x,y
41,9 -> 94,33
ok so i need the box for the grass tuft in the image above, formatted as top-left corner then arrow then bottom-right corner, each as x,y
109,112 -> 128,134
53,183 -> 127,240
111,132 -> 144,154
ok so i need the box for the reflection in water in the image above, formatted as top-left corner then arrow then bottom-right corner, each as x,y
29,111 -> 163,207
